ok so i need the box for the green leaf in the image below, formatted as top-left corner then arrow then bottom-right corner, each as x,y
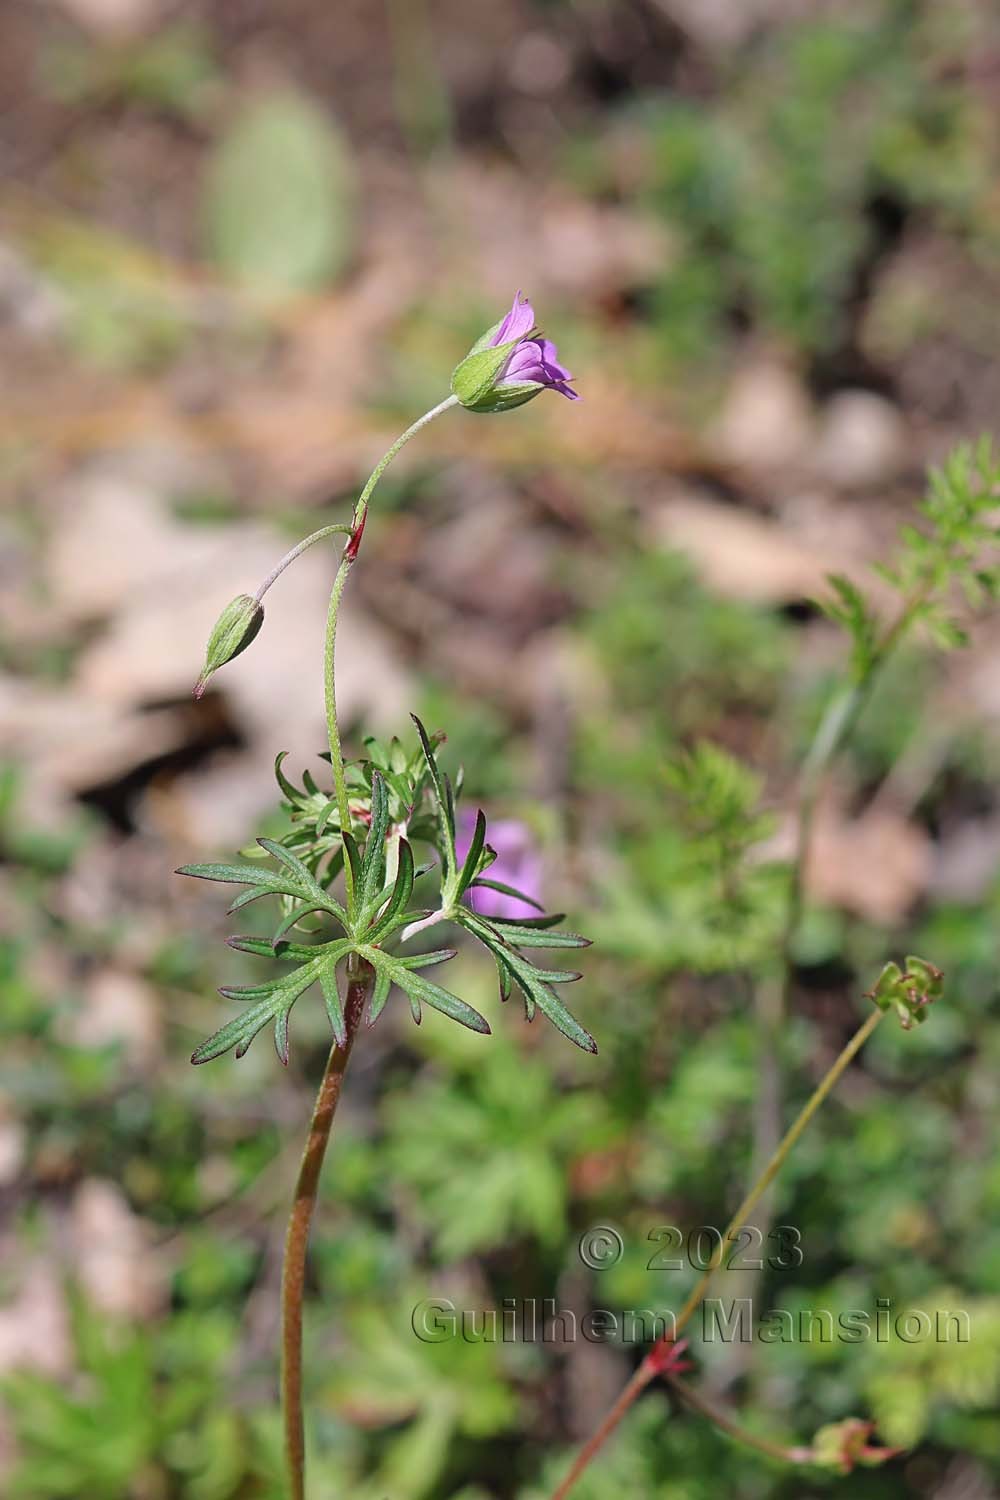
342,830 -> 363,896
411,714 -> 455,878
366,967 -> 392,1029
366,838 -> 416,941
482,921 -> 590,949
226,934 -> 318,962
176,860 -> 292,889
359,770 -> 389,910
366,950 -> 489,1036
274,750 -> 304,806
468,877 -> 544,912
192,938 -> 354,1064
394,948 -> 457,971
190,994 -> 278,1065
202,89 -> 354,294
274,1008 -> 290,1066
454,808 -> 486,900
178,843 -> 346,927
256,838 -> 324,895
458,913 -> 596,1053
270,903 -> 324,948
319,965 -> 347,1047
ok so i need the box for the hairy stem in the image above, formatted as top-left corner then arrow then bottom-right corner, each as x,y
253,524 -> 354,603
323,395 -> 459,907
548,1005 -> 885,1500
281,974 -> 369,1500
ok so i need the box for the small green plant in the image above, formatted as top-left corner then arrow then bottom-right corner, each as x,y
181,293 -> 587,1500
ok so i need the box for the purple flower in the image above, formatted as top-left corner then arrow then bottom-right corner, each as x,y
455,809 -> 544,918
451,291 -> 579,413
488,292 -> 579,402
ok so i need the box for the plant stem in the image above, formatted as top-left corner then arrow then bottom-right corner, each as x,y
663,1374 -> 811,1466
741,596 -> 925,1358
281,973 -> 369,1500
548,1005 -> 885,1500
781,596 -> 923,991
323,395 -> 459,903
253,524 -> 354,604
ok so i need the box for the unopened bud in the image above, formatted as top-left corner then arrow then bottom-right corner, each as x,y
194,593 -> 264,699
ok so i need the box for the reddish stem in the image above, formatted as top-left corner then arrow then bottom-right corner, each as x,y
281,973 -> 369,1500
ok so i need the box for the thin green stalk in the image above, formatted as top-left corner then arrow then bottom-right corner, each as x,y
746,597 -> 925,1311
663,1373 -> 812,1466
324,552 -> 355,849
323,395 -> 459,906
673,1006 -> 882,1336
782,596 -> 924,983
548,1005 -> 885,1500
253,524 -> 354,604
281,972 -> 370,1500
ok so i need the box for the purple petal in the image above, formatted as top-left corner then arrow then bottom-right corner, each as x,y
503,337 -> 580,400
455,810 -> 544,918
491,291 -> 535,347
534,338 -> 574,383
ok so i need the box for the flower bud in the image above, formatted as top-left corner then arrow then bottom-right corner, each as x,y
809,1419 -> 900,1473
451,292 -> 578,414
451,336 -> 542,414
194,593 -> 264,699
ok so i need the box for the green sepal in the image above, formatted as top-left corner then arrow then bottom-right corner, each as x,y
194,593 -> 264,698
450,336 -> 525,411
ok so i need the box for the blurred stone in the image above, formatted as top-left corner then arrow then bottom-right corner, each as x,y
712,358 -> 814,472
51,0 -> 164,39
806,804 -> 932,924
815,391 -> 907,489
71,1179 -> 166,1320
647,488 -> 853,604
72,969 -> 162,1070
46,471 -> 199,623
0,1258 -> 70,1376
435,161 -> 670,303
659,0 -> 762,48
509,32 -> 571,95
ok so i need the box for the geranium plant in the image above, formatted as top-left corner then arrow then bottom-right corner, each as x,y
180,295 -> 589,1499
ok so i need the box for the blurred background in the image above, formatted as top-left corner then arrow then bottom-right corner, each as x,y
2,0 -> 1000,1496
